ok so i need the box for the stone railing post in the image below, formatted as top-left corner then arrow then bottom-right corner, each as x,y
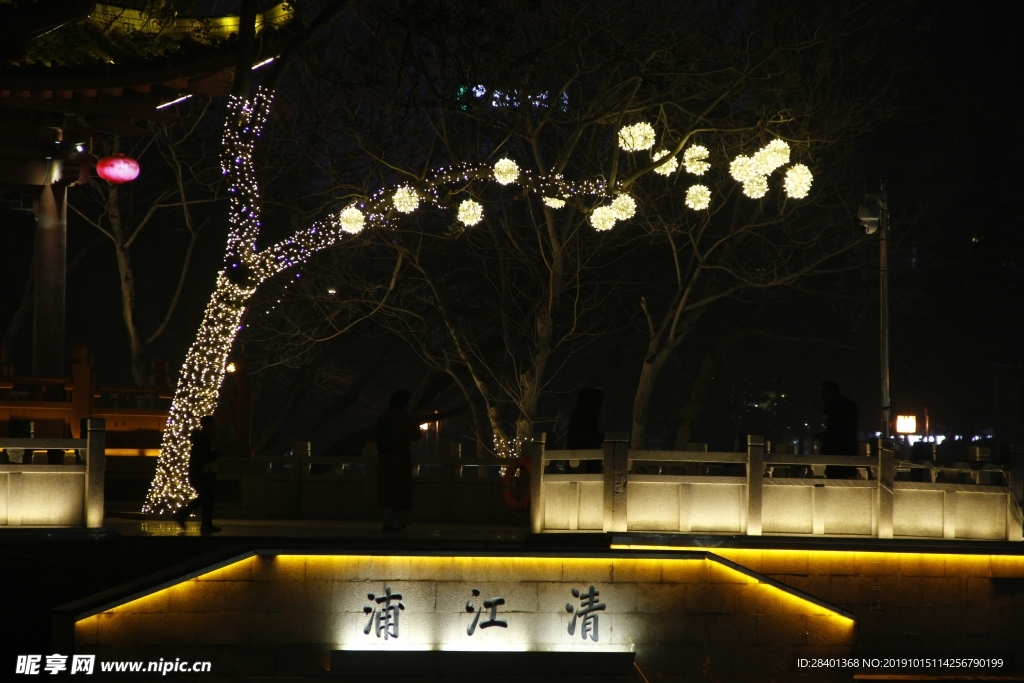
603,432 -> 629,533
529,433 -> 546,534
746,435 -> 764,536
292,441 -> 310,517
83,418 -> 105,529
877,440 -> 894,539
1008,445 -> 1023,541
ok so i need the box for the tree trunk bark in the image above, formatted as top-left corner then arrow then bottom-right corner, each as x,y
106,185 -> 147,385
145,274 -> 253,512
630,344 -> 673,449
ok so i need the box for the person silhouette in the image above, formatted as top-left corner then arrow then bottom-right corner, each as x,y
565,387 -> 605,473
375,389 -> 423,531
817,381 -> 860,478
175,415 -> 221,533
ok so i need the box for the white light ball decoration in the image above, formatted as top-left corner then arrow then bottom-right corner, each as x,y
611,194 -> 636,220
457,198 -> 484,226
683,145 -> 711,175
493,158 -> 520,185
617,122 -> 656,152
590,205 -> 617,231
543,196 -> 566,209
753,139 -> 791,176
685,184 -> 711,210
742,175 -> 769,199
784,164 -> 813,198
730,155 -> 759,183
393,186 -> 419,213
652,150 -> 678,176
338,206 -> 365,234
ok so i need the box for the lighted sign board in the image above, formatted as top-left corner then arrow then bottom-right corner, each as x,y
73,552 -> 855,656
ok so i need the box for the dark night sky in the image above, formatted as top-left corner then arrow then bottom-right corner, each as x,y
1,0 -> 1021,454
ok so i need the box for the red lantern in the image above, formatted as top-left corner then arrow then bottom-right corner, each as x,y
96,154 -> 140,184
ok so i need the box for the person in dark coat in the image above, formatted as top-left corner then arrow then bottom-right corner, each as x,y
174,415 -> 221,534
818,381 -> 861,478
565,387 -> 605,473
375,389 -> 423,531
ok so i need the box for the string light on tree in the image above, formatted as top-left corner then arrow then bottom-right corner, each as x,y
611,194 -> 636,220
457,198 -> 484,226
543,196 -> 566,209
338,205 -> 365,234
743,174 -> 769,199
753,139 -> 790,175
784,163 -> 813,198
730,155 -> 760,184
652,150 -> 678,176
393,187 -> 419,213
493,158 -> 519,185
685,184 -> 711,210
618,122 -> 656,151
683,145 -> 710,175
146,82 -> 822,511
590,205 -> 617,231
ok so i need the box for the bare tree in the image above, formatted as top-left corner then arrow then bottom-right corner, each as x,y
68,100 -> 222,385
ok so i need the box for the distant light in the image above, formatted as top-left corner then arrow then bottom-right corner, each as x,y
419,423 -> 429,431
225,362 -> 237,374
327,288 -> 337,295
895,415 -> 917,434
156,95 -> 193,110
252,56 -> 277,70
75,144 -> 85,153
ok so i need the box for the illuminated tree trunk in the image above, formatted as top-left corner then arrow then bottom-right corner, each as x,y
143,90 -> 271,513
144,275 -> 253,511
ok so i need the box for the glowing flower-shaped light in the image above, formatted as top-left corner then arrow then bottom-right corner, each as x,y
590,205 -> 617,231
685,184 -> 711,210
730,155 -> 759,183
393,186 -> 419,213
683,145 -> 710,175
338,206 -> 365,234
457,198 -> 484,226
493,158 -> 519,185
611,194 -> 636,220
543,197 -> 566,209
742,175 -> 769,199
617,122 -> 656,152
784,164 -> 813,199
652,150 -> 678,176
753,139 -> 791,176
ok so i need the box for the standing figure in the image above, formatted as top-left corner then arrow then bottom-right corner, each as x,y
175,415 -> 221,534
565,387 -> 605,473
375,389 -> 423,531
818,381 -> 860,478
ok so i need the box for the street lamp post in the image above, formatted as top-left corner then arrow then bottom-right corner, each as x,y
859,183 -> 891,442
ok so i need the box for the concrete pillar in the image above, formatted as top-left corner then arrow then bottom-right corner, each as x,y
529,434 -> 546,534
746,435 -> 763,536
292,441 -> 310,517
69,345 -> 94,438
1008,447 -> 1023,541
83,418 -> 105,528
604,432 -> 629,533
32,171 -> 67,378
876,441 -> 894,539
